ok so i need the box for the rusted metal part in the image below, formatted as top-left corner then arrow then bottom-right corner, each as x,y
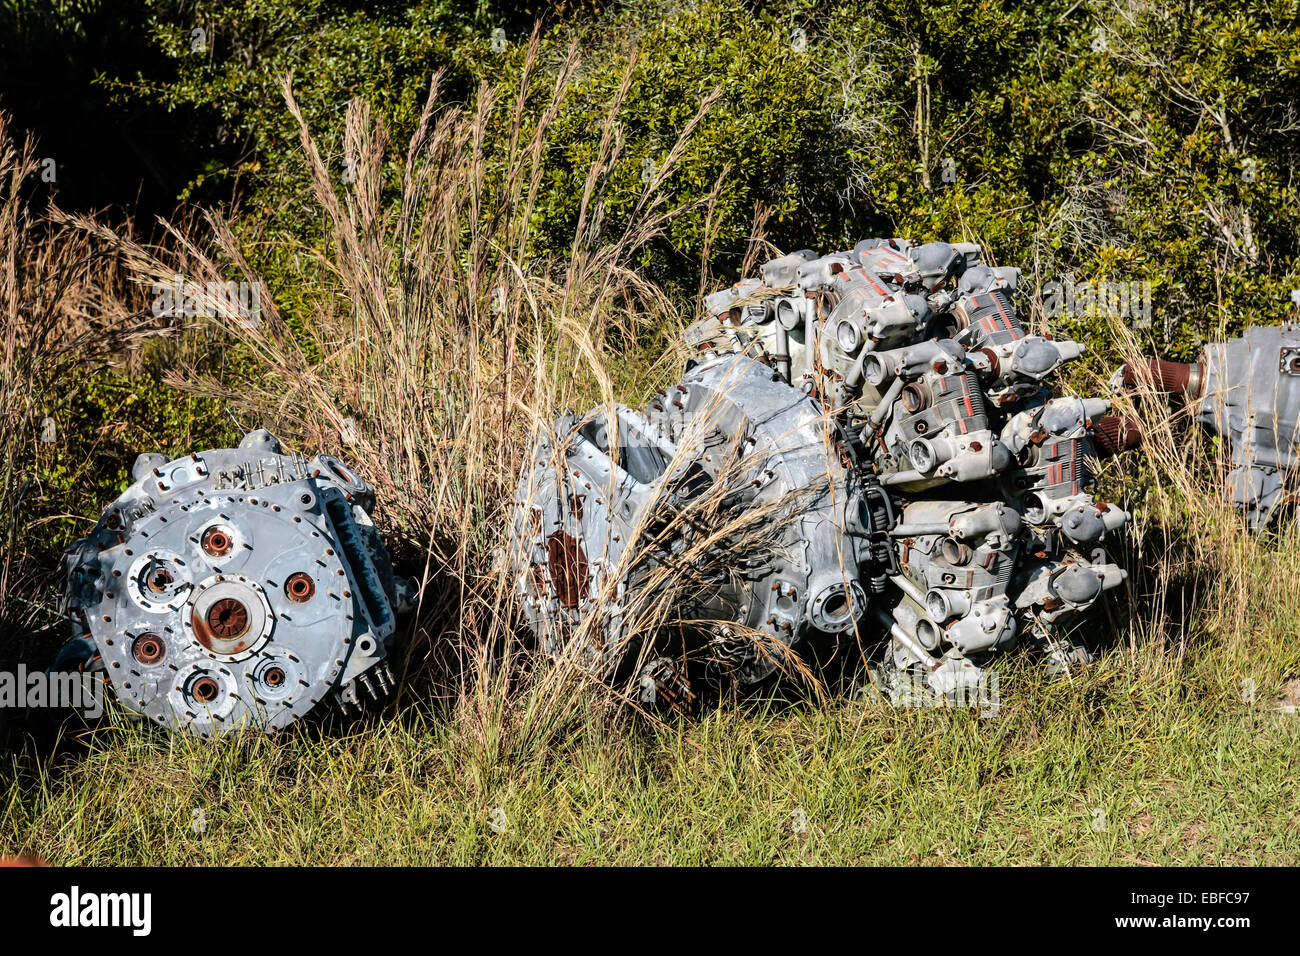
1121,358 -> 1198,395
540,530 -> 590,609
200,526 -> 233,557
190,676 -> 220,704
1092,415 -> 1144,458
205,597 -> 249,639
146,567 -> 174,593
284,572 -> 315,603
1120,324 -> 1300,528
131,633 -> 165,666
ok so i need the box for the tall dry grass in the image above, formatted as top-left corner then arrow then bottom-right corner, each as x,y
1082,316 -> 1300,703
0,111 -> 166,655
49,41 -> 799,762
6,36 -> 1296,771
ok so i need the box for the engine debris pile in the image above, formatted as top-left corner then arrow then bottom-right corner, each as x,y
512,239 -> 1140,703
58,429 -> 412,735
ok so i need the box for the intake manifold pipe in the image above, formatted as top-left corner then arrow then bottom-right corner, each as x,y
1119,358 -> 1203,398
1092,415 -> 1144,458
862,339 -> 965,387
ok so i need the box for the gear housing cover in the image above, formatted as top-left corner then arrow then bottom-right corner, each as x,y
60,429 -> 411,735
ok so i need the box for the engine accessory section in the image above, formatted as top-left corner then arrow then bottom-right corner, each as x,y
59,429 -> 413,735
1116,323 -> 1300,529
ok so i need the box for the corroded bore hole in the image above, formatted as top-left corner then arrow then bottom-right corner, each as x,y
191,676 -> 220,704
132,633 -> 165,665
941,537 -> 972,565
285,572 -> 315,603
823,592 -> 849,618
147,568 -> 174,593
201,527 -> 232,557
264,667 -> 285,687
206,597 -> 249,638
901,382 -> 933,413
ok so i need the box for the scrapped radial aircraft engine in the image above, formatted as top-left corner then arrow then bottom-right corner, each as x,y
511,239 -> 1138,703
1117,323 -> 1300,529
58,429 -> 413,736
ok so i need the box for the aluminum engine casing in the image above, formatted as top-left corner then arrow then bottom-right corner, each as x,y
513,355 -> 863,693
60,429 -> 411,735
1117,323 -> 1300,529
512,238 -> 1135,701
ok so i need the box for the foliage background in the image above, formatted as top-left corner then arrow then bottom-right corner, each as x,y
3,0 -> 1289,571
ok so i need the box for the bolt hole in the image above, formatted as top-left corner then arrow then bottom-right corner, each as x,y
201,526 -> 233,557
191,676 -> 220,704
132,634 -> 165,665
147,568 -> 174,593
285,572 -> 315,603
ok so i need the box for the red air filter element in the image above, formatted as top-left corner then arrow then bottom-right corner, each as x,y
1121,359 -> 1196,395
1092,415 -> 1144,458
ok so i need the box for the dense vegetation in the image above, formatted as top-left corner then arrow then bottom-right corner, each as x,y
2,0 -> 1298,864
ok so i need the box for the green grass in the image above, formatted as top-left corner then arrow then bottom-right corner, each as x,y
3,633 -> 1296,865
5,443 -> 1300,865
8,504 -> 1300,866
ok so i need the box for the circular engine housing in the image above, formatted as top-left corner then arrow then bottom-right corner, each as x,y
61,429 -> 410,735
